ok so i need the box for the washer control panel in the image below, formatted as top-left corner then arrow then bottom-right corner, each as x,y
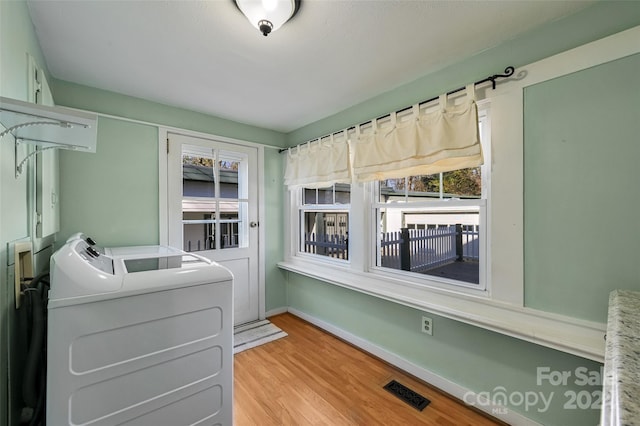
74,240 -> 114,275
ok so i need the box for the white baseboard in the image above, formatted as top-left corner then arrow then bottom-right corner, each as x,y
287,307 -> 540,426
265,306 -> 288,317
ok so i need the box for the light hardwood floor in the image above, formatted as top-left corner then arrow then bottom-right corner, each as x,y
234,313 -> 504,425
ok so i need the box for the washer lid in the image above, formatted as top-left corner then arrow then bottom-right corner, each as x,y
105,245 -> 184,259
123,254 -> 207,273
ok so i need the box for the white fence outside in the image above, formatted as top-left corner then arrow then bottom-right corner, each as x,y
303,225 -> 479,269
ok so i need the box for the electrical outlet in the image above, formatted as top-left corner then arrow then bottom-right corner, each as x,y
421,316 -> 433,335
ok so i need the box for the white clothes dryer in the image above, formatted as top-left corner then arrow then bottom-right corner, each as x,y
47,235 -> 233,426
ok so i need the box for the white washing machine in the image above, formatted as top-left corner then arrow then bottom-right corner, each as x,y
47,235 -> 234,426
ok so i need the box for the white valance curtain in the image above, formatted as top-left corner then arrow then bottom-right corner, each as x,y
350,84 -> 482,182
283,84 -> 483,187
283,131 -> 351,188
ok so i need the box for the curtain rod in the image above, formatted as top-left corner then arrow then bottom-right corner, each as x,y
279,65 -> 515,154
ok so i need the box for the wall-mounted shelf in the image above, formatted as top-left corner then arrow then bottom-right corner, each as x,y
0,96 -> 98,177
0,96 -> 97,152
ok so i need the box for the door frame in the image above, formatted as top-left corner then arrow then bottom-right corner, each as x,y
158,127 -> 266,322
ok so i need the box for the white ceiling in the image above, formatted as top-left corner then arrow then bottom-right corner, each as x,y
27,0 -> 594,133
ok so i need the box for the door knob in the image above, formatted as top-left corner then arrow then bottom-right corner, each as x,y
250,221 -> 258,228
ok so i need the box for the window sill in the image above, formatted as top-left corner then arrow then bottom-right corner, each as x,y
278,258 -> 605,362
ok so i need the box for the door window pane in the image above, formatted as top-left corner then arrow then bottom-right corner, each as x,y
183,211 -> 215,252
183,155 -> 215,197
219,201 -> 247,250
219,159 -> 239,199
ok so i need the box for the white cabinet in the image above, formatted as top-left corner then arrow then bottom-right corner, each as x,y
36,147 -> 59,238
32,63 -> 60,239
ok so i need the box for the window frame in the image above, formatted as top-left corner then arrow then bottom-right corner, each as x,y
288,101 -> 490,294
368,104 -> 490,293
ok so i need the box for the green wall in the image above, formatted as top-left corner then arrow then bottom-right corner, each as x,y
524,53 -> 640,322
282,3 -> 640,425
59,117 -> 160,246
0,1 -> 52,424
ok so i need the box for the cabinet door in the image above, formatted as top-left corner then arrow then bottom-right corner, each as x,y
36,147 -> 59,238
33,62 -> 60,239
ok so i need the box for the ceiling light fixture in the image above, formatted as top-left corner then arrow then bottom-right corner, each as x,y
234,0 -> 300,36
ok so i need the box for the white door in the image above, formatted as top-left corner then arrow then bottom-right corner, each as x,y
167,133 -> 260,325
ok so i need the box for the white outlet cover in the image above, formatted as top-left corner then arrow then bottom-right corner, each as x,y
421,316 -> 433,335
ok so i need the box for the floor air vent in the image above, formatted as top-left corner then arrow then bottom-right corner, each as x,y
383,380 -> 431,411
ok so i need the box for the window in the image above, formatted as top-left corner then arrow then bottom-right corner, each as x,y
372,109 -> 488,288
181,145 -> 249,252
298,184 -> 350,260
287,103 -> 489,291
374,171 -> 483,287
374,194 -> 484,287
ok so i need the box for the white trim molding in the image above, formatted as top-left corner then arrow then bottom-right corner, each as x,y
266,306 -> 288,317
280,259 -> 605,362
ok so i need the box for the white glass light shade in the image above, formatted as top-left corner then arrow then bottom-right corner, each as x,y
235,0 -> 297,35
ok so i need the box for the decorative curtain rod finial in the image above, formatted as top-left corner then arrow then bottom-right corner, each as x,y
486,66 -> 515,89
